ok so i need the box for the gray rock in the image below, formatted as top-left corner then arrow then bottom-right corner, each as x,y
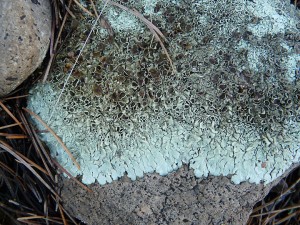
0,0 -> 51,97
60,163 -> 300,225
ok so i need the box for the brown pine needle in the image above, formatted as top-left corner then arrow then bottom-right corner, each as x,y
52,159 -> 92,193
0,161 -> 25,189
23,107 -> 81,170
43,0 -> 74,82
0,133 -> 27,139
58,204 -> 67,225
0,140 -> 60,200
90,0 -> 99,17
251,204 -> 300,217
52,0 -> 59,27
17,215 -> 64,223
55,201 -> 79,225
18,110 -> 55,180
73,0 -> 94,17
49,9 -> 55,58
8,200 -> 34,212
43,200 -> 49,225
252,176 -> 300,214
108,1 -> 175,73
62,1 -> 76,19
32,129 -> 55,169
274,210 -> 300,224
6,134 -> 28,139
0,161 -> 16,177
3,94 -> 28,100
0,101 -> 26,133
14,151 -> 50,176
0,122 -> 22,130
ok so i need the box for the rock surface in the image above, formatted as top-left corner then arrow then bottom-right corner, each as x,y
60,164 -> 299,225
0,0 -> 51,97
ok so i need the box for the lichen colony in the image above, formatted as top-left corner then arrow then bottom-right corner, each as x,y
28,0 -> 300,184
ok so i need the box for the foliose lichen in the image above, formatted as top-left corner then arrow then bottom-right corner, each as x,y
28,0 -> 300,184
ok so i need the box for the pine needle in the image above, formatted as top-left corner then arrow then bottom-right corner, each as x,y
0,123 -> 22,130
3,95 -> 28,100
73,0 -> 94,17
5,134 -> 28,139
0,140 -> 60,200
17,215 -> 64,223
52,158 -> 92,193
90,0 -> 99,17
14,150 -> 50,176
0,101 -> 26,133
42,0 -> 74,83
0,133 -> 27,139
23,107 -> 81,170
19,109 -> 55,180
58,204 -> 67,225
108,1 -> 175,72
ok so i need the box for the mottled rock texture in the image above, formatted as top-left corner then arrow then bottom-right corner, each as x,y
0,0 -> 51,96
60,164 -> 299,225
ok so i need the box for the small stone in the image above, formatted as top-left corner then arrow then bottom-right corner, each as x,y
0,0 -> 51,96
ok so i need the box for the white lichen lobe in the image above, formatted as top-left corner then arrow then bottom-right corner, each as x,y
28,0 -> 300,185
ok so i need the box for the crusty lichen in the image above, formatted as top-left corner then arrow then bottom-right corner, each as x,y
28,0 -> 300,184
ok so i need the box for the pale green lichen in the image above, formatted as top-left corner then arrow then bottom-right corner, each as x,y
28,0 -> 300,185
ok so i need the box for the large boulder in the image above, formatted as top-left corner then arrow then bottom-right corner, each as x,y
28,0 -> 299,223
0,0 -> 51,97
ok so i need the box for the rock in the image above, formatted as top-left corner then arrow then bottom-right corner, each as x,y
60,164 -> 300,225
0,0 -> 51,97
27,0 -> 300,223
